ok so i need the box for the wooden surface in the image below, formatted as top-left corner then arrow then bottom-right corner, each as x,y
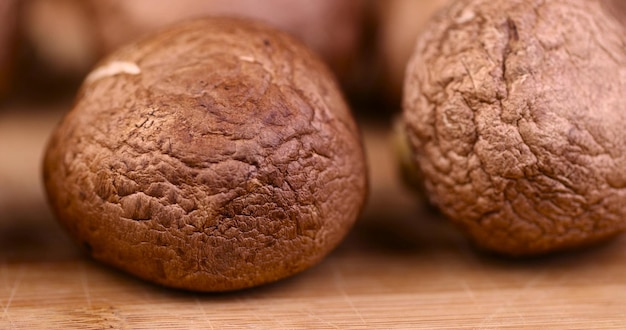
2,109 -> 626,329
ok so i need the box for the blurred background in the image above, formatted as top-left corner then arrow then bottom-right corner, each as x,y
0,0 -> 454,258
4,3 -> 626,328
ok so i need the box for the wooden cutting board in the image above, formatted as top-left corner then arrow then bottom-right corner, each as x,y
1,110 -> 626,329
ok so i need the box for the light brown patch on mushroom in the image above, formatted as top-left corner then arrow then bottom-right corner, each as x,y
85,60 -> 141,82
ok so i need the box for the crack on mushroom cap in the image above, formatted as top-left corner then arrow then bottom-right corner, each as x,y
44,18 -> 367,291
403,0 -> 626,255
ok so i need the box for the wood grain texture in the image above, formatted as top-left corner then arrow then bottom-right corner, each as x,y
2,111 -> 626,329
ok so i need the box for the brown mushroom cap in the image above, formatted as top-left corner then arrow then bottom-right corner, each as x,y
403,0 -> 626,255
43,18 -> 367,291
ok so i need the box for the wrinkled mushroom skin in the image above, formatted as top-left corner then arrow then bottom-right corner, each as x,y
44,18 -> 367,291
403,0 -> 626,255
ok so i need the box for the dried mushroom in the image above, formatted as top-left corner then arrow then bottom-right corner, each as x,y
402,0 -> 626,255
43,18 -> 367,291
